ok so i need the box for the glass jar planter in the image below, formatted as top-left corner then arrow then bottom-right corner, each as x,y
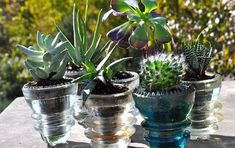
64,70 -> 87,125
133,85 -> 195,148
83,85 -> 137,148
112,71 -> 140,90
22,82 -> 77,146
182,74 -> 222,140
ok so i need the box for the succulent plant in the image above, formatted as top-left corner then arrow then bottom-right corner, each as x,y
181,35 -> 214,80
16,31 -> 68,81
104,0 -> 172,51
57,2 -> 108,67
141,53 -> 184,91
73,43 -> 132,101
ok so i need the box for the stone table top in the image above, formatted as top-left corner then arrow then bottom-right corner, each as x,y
0,81 -> 235,148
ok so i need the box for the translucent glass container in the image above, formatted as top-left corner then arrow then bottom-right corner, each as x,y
183,74 -> 222,140
22,82 -> 77,146
133,85 -> 195,148
64,70 -> 87,125
112,71 -> 140,90
83,86 -> 137,148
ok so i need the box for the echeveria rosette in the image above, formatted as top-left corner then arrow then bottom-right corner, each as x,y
106,0 -> 172,51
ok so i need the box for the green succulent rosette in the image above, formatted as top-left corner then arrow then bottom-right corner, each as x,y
105,0 -> 172,50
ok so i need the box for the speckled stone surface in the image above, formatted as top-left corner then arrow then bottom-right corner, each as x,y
0,81 -> 234,148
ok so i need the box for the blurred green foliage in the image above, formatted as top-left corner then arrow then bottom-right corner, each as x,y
0,0 -> 234,112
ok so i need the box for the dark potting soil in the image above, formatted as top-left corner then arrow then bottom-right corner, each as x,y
183,74 -> 215,81
92,81 -> 128,95
26,79 -> 71,87
112,71 -> 134,80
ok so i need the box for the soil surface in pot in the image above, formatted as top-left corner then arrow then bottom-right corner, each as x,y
26,78 -> 71,87
112,71 -> 134,80
183,74 -> 214,81
92,81 -> 128,95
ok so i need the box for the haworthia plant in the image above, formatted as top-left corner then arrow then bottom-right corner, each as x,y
181,34 -> 214,80
57,1 -> 110,67
16,31 -> 68,81
105,0 -> 172,50
141,53 -> 184,91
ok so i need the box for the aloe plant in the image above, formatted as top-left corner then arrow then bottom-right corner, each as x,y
104,0 -> 171,52
57,1 -> 109,67
16,31 -> 68,81
72,43 -> 132,100
141,53 -> 184,91
181,34 -> 214,80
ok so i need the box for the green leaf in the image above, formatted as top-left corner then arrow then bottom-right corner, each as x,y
73,5 -> 82,50
151,17 -> 167,25
72,72 -> 95,83
86,10 -> 103,59
35,68 -> 49,79
129,22 -> 148,49
111,0 -> 138,13
16,45 -> 43,56
107,57 -> 132,68
141,0 -> 158,12
29,69 -> 40,81
56,25 -> 81,65
82,59 -> 96,73
103,67 -> 113,81
92,40 -> 112,63
49,41 -> 67,54
51,57 -> 68,80
154,23 -> 171,43
96,42 -> 117,71
37,31 -> 45,50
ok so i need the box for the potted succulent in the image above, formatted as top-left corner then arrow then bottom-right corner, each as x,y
180,34 -> 223,140
133,53 -> 195,148
104,0 -> 172,56
16,31 -> 78,146
57,3 -> 114,124
72,47 -> 137,148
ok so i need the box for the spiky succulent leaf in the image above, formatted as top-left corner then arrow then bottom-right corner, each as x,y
16,31 -> 68,81
111,0 -> 139,13
141,53 -> 184,91
181,41 -> 213,79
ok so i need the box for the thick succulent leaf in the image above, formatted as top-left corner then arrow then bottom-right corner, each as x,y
102,9 -> 114,21
49,41 -> 67,54
26,60 -> 44,67
129,22 -> 148,49
141,0 -> 158,12
150,11 -> 160,18
49,50 -> 67,72
44,35 -> 53,49
37,31 -> 45,50
16,45 -> 43,56
51,32 -> 61,48
51,57 -> 68,80
151,17 -> 167,25
43,52 -> 53,62
111,0 -> 139,13
107,21 -> 132,41
29,69 -> 40,81
35,68 -> 49,79
153,23 -> 171,43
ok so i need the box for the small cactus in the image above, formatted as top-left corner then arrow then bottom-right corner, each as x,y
16,31 -> 68,81
181,39 -> 213,80
141,53 -> 184,91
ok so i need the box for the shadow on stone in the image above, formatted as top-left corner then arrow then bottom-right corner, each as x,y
187,135 -> 235,148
